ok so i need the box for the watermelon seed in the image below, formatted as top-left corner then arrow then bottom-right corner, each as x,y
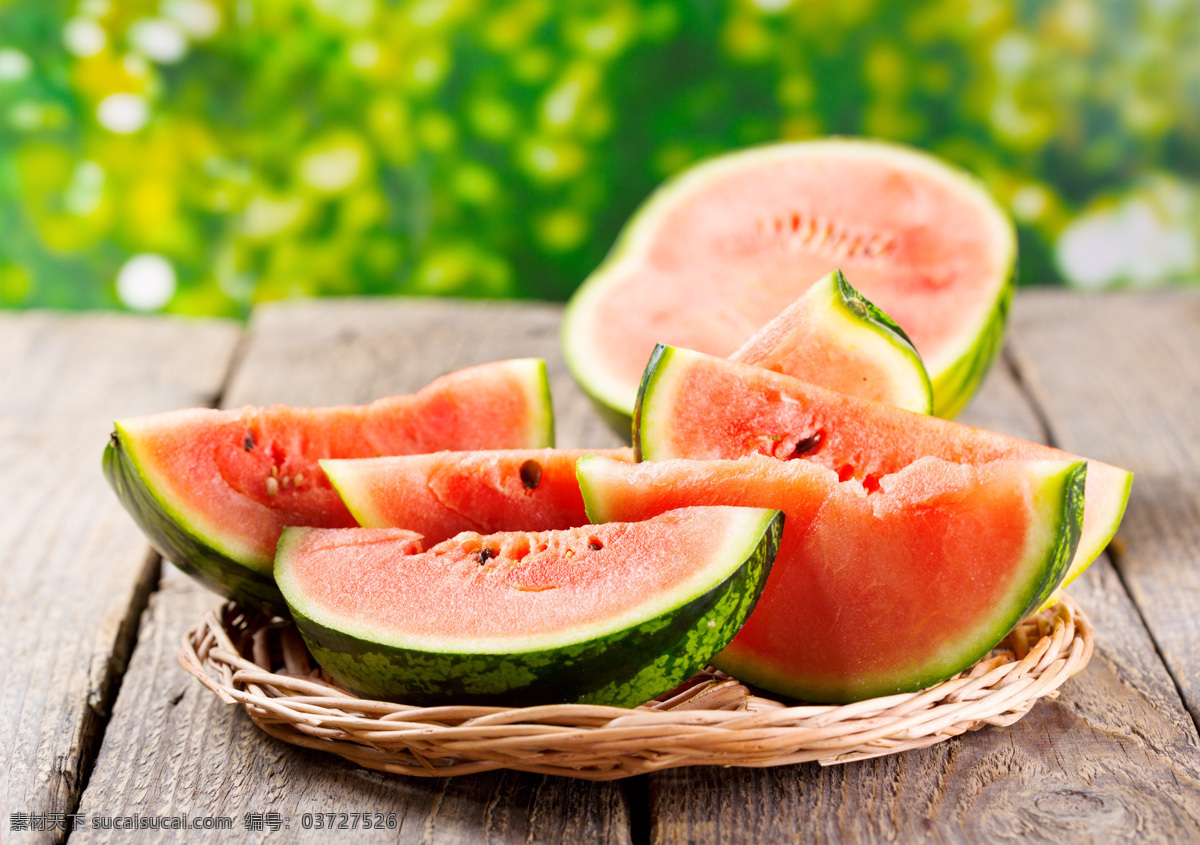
282,475 -> 291,489
294,472 -> 305,487
789,431 -> 824,458
477,548 -> 497,565
243,434 -> 255,452
266,476 -> 279,498
588,540 -> 603,551
519,459 -> 543,490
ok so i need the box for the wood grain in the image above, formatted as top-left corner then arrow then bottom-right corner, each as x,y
0,311 -> 241,844
647,333 -> 1200,844
73,299 -> 629,844
1008,288 -> 1200,730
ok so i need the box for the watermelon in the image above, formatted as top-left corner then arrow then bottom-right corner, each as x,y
634,345 -> 1132,596
731,269 -> 932,414
322,447 -> 633,540
274,506 -> 784,707
561,138 -> 1015,423
103,359 -> 554,613
577,454 -> 1084,703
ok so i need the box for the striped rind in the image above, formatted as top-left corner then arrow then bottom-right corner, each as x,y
827,270 -> 933,414
277,511 -> 783,708
103,432 -> 287,613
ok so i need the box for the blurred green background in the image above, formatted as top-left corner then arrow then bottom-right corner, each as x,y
1,0 -> 1197,316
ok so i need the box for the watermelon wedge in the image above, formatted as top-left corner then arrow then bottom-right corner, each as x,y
274,506 -> 783,707
577,454 -> 1084,703
561,138 -> 1016,422
104,359 -> 554,612
634,345 -> 1132,596
322,447 -> 633,540
731,269 -> 932,414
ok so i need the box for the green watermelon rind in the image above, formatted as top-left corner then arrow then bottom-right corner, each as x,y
710,459 -> 1086,703
825,269 -> 934,415
930,277 -> 1014,420
103,430 -> 289,613
276,511 -> 784,708
102,359 -> 556,615
561,137 -> 1017,425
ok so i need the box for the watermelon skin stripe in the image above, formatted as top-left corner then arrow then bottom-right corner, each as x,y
930,280 -> 1013,420
103,432 -> 289,613
279,513 -> 783,708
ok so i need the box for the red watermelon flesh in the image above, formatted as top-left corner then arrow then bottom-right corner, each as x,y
106,358 -> 554,587
322,448 -> 633,541
577,454 -> 1084,702
636,346 -> 1132,594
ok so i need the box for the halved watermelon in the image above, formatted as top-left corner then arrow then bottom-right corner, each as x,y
323,447 -> 633,540
274,506 -> 783,707
731,269 -> 932,414
634,346 -> 1132,595
104,359 -> 554,612
577,454 -> 1084,703
561,138 -> 1015,422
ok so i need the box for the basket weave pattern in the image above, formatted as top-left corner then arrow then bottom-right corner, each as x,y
179,596 -> 1092,780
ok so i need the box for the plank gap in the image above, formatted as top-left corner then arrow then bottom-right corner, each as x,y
998,344 -> 1054,447
63,551 -> 162,843
1100,536 -> 1200,739
623,775 -> 652,845
1005,307 -> 1200,746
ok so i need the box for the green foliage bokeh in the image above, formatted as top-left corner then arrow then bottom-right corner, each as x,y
1,0 -> 1197,316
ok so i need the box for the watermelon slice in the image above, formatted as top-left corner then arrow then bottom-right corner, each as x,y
561,138 -> 1015,422
274,506 -> 783,707
577,454 -> 1084,703
322,447 -> 633,540
634,345 -> 1132,596
103,359 -> 554,612
731,269 -> 932,414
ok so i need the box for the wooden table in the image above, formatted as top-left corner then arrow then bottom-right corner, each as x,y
3,290 -> 1199,843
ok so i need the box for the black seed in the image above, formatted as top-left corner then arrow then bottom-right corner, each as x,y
519,459 -> 543,490
244,433 -> 255,452
477,548 -> 497,564
588,541 -> 602,551
789,431 -> 824,458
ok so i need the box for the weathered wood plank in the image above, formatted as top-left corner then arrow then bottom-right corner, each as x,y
0,311 -> 241,844
74,298 -> 629,844
647,335 -> 1200,843
1008,288 -> 1200,730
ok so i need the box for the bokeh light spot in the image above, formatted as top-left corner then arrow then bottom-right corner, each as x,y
129,19 -> 189,64
0,49 -> 33,82
97,94 -> 150,134
63,17 -> 107,58
117,254 -> 177,310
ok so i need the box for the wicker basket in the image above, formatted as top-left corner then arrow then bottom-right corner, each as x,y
179,596 -> 1092,780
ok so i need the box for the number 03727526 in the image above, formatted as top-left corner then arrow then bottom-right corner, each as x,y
300,812 -> 398,830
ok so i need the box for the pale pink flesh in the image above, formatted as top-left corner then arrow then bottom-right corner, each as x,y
585,147 -> 1008,400
283,508 -> 751,641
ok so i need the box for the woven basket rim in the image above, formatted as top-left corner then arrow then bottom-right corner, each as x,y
179,595 -> 1093,780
